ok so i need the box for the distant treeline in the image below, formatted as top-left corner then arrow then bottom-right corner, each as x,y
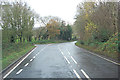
0,1 -> 73,44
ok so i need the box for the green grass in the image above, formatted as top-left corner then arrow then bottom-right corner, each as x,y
32,39 -> 71,44
2,43 -> 35,70
75,41 -> 119,61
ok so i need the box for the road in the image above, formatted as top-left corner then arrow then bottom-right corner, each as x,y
3,41 -> 119,80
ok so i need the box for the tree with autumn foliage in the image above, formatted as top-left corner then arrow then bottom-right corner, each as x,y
74,1 -> 119,59
46,19 -> 60,39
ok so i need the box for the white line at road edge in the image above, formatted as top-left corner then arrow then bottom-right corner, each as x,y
3,47 -> 37,78
24,63 -> 29,67
87,51 -> 120,65
64,56 -> 70,64
3,44 -> 49,78
71,56 -> 77,64
73,69 -> 82,80
81,69 -> 91,80
16,69 -> 23,75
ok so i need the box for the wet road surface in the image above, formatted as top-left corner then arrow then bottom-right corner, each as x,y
4,41 -> 119,79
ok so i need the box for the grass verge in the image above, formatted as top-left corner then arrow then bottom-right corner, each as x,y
32,40 -> 72,44
2,43 -> 35,70
75,41 -> 119,61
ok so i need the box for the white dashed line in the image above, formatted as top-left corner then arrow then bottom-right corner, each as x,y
3,44 -> 50,78
30,59 -> 33,62
81,69 -> 91,80
3,47 -> 37,78
73,69 -> 82,79
58,47 -> 64,55
16,69 -> 23,75
71,56 -> 77,64
64,56 -> 70,64
36,54 -> 38,56
61,52 -> 64,55
66,49 -> 70,55
33,56 -> 36,59
24,63 -> 29,67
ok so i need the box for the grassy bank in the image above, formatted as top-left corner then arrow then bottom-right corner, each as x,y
75,41 -> 119,61
2,43 -> 35,70
32,39 -> 71,44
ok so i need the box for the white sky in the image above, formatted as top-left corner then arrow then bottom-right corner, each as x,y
0,0 -> 82,28
1,0 -> 118,28
1,0 -> 119,27
26,0 -> 119,27
26,0 -> 82,27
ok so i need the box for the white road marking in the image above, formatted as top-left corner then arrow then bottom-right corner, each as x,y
33,56 -> 36,59
66,49 -> 70,55
30,59 -> 33,62
35,54 -> 38,56
73,69 -> 82,79
87,51 -> 120,65
64,56 -> 70,64
81,69 -> 91,80
37,45 -> 49,55
71,56 -> 77,64
3,47 -> 37,78
24,63 -> 29,67
58,47 -> 64,55
61,52 -> 64,55
16,69 -> 23,75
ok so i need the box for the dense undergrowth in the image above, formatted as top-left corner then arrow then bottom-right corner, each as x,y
2,43 -> 34,69
76,33 -> 119,61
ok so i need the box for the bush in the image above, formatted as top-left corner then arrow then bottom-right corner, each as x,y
80,40 -> 84,45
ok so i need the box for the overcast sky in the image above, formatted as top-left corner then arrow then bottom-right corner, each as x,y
1,0 -> 119,28
28,0 -> 81,24
25,0 -> 82,27
0,0 -> 82,28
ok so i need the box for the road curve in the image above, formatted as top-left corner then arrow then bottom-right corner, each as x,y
3,41 -> 119,80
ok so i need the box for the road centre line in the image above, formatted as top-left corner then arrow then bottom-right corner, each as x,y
3,47 -> 37,78
58,46 -> 71,64
58,47 -> 64,55
73,69 -> 82,80
24,63 -> 29,67
37,45 -> 49,54
16,69 -> 23,75
87,51 -> 120,65
64,56 -> 70,64
81,69 -> 91,80
66,49 -> 70,55
61,51 -> 64,55
71,56 -> 77,64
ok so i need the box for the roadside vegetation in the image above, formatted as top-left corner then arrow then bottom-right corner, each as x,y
0,1 -> 74,70
2,43 -> 34,69
73,2 -> 120,61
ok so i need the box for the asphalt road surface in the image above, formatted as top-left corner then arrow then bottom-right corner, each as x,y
3,41 -> 119,80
